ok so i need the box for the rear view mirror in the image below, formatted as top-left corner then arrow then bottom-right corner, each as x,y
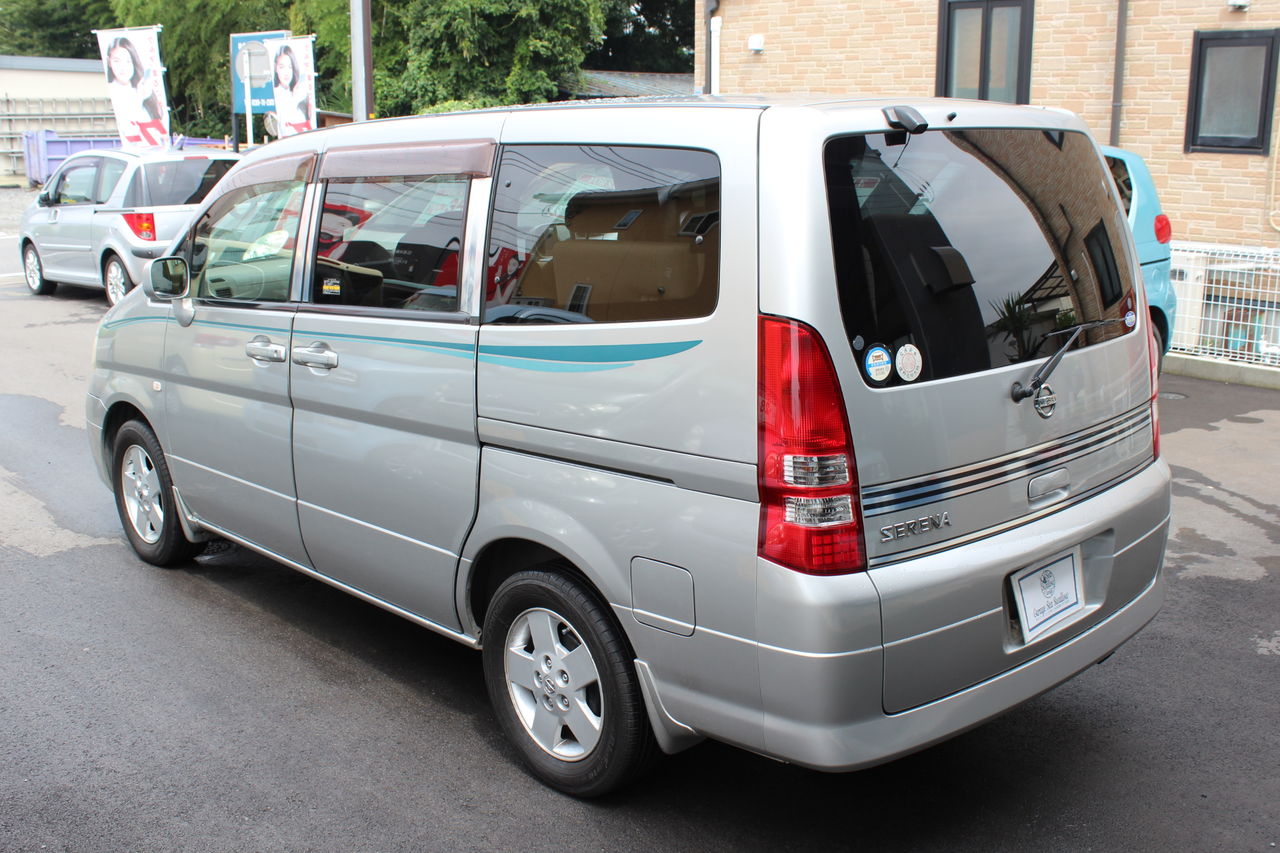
144,256 -> 190,299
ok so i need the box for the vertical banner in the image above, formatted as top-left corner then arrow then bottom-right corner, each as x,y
97,27 -> 170,149
265,36 -> 317,137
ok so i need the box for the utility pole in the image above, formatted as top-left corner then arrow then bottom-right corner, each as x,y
351,0 -> 374,120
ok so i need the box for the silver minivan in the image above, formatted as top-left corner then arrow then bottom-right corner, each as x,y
86,97 -> 1171,796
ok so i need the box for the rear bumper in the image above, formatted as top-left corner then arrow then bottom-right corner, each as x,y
749,459 -> 1169,771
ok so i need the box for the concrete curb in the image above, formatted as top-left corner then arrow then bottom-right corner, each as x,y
1165,353 -> 1280,391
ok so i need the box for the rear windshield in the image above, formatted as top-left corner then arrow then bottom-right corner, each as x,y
140,158 -> 235,206
824,129 -> 1137,388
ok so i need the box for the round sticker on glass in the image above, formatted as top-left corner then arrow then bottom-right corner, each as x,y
1124,310 -> 1137,328
895,344 -> 923,382
864,345 -> 893,384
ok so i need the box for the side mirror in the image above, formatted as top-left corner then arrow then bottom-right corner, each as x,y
36,192 -> 52,207
144,256 -> 190,299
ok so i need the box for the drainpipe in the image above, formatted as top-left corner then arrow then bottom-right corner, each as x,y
1109,0 -> 1129,146
706,0 -> 721,96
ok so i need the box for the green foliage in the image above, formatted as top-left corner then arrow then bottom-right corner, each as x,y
0,0 -> 118,59
587,0 -> 692,73
377,0 -> 606,116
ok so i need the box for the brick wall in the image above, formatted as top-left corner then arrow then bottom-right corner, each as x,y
694,0 -> 1280,247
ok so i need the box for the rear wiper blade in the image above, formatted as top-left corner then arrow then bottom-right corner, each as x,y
1011,318 -> 1126,402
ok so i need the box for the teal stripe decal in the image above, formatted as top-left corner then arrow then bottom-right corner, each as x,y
477,354 -> 633,373
477,341 -> 700,363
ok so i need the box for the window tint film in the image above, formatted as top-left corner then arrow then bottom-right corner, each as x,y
143,158 -> 236,206
485,144 -> 720,324
190,180 -> 305,302
309,175 -> 469,312
824,129 -> 1137,388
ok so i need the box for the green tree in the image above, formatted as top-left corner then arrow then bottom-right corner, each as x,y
586,0 -> 692,73
377,0 -> 606,116
0,0 -> 119,59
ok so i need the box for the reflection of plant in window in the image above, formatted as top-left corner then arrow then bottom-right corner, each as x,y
989,293 -> 1043,362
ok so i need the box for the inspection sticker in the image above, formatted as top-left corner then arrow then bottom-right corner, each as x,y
895,344 -> 923,382
864,345 -> 893,383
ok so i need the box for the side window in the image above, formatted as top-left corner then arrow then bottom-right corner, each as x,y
485,145 -> 721,324
54,162 -> 99,205
190,180 -> 305,302
97,158 -> 128,203
308,175 -> 468,312
1105,156 -> 1133,216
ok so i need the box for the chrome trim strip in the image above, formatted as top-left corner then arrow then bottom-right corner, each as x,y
865,411 -> 1151,516
880,606 -> 1004,648
862,404 -> 1150,512
169,455 -> 297,503
866,457 -> 1157,568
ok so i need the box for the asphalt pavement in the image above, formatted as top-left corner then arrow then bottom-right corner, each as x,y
0,224 -> 1276,851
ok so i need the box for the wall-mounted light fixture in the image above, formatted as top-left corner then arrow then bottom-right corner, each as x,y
748,34 -> 765,53
1227,0 -> 1250,10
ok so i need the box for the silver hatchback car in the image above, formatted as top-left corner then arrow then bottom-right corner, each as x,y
21,147 -> 239,305
87,97 -> 1171,796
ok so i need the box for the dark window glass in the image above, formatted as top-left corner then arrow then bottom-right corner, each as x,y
1105,155 -> 1133,215
190,180 -> 305,302
824,129 -> 1137,388
1085,222 -> 1123,307
1186,29 -> 1280,154
938,0 -> 1033,104
484,144 -> 720,324
96,158 -> 127,203
309,175 -> 469,312
142,158 -> 236,206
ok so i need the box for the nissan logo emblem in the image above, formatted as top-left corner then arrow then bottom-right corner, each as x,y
1033,384 -> 1057,418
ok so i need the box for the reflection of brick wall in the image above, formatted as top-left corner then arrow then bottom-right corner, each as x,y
695,0 -> 1280,247
950,129 -> 1132,340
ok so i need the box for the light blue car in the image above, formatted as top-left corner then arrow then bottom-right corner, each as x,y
1102,145 -> 1177,367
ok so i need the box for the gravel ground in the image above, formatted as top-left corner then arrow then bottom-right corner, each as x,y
0,186 -> 39,235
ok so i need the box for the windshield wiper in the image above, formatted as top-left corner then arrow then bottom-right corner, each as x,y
1011,318 -> 1126,402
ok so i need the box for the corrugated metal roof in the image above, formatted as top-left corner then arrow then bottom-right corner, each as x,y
0,55 -> 104,73
566,70 -> 695,99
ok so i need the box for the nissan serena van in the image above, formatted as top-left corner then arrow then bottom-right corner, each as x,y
87,97 -> 1171,796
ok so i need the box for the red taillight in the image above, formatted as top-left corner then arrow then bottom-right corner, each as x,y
1154,213 -> 1172,244
758,315 -> 865,575
122,212 -> 156,241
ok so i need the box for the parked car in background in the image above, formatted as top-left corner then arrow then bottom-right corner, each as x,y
20,148 -> 239,306
1102,145 -> 1176,370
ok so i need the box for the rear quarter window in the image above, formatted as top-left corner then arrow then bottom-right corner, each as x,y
484,144 -> 720,324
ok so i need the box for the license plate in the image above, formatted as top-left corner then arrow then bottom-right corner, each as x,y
1010,551 -> 1085,644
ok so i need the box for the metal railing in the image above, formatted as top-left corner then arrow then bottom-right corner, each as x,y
0,96 -> 115,177
1170,242 -> 1280,367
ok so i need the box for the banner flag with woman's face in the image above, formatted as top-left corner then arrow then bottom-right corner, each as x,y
97,27 -> 171,149
265,36 -> 317,137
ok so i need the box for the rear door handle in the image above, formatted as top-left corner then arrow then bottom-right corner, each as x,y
245,336 -> 287,363
292,342 -> 339,370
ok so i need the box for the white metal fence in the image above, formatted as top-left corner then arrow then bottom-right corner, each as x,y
1170,242 -> 1280,367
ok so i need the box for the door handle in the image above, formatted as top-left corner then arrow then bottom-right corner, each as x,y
245,336 -> 287,363
292,342 -> 339,370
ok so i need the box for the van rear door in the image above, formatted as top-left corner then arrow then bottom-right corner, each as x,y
761,106 -> 1160,712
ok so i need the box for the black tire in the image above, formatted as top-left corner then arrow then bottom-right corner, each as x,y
111,420 -> 205,567
482,569 -> 657,797
23,243 -> 56,296
103,254 -> 133,307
